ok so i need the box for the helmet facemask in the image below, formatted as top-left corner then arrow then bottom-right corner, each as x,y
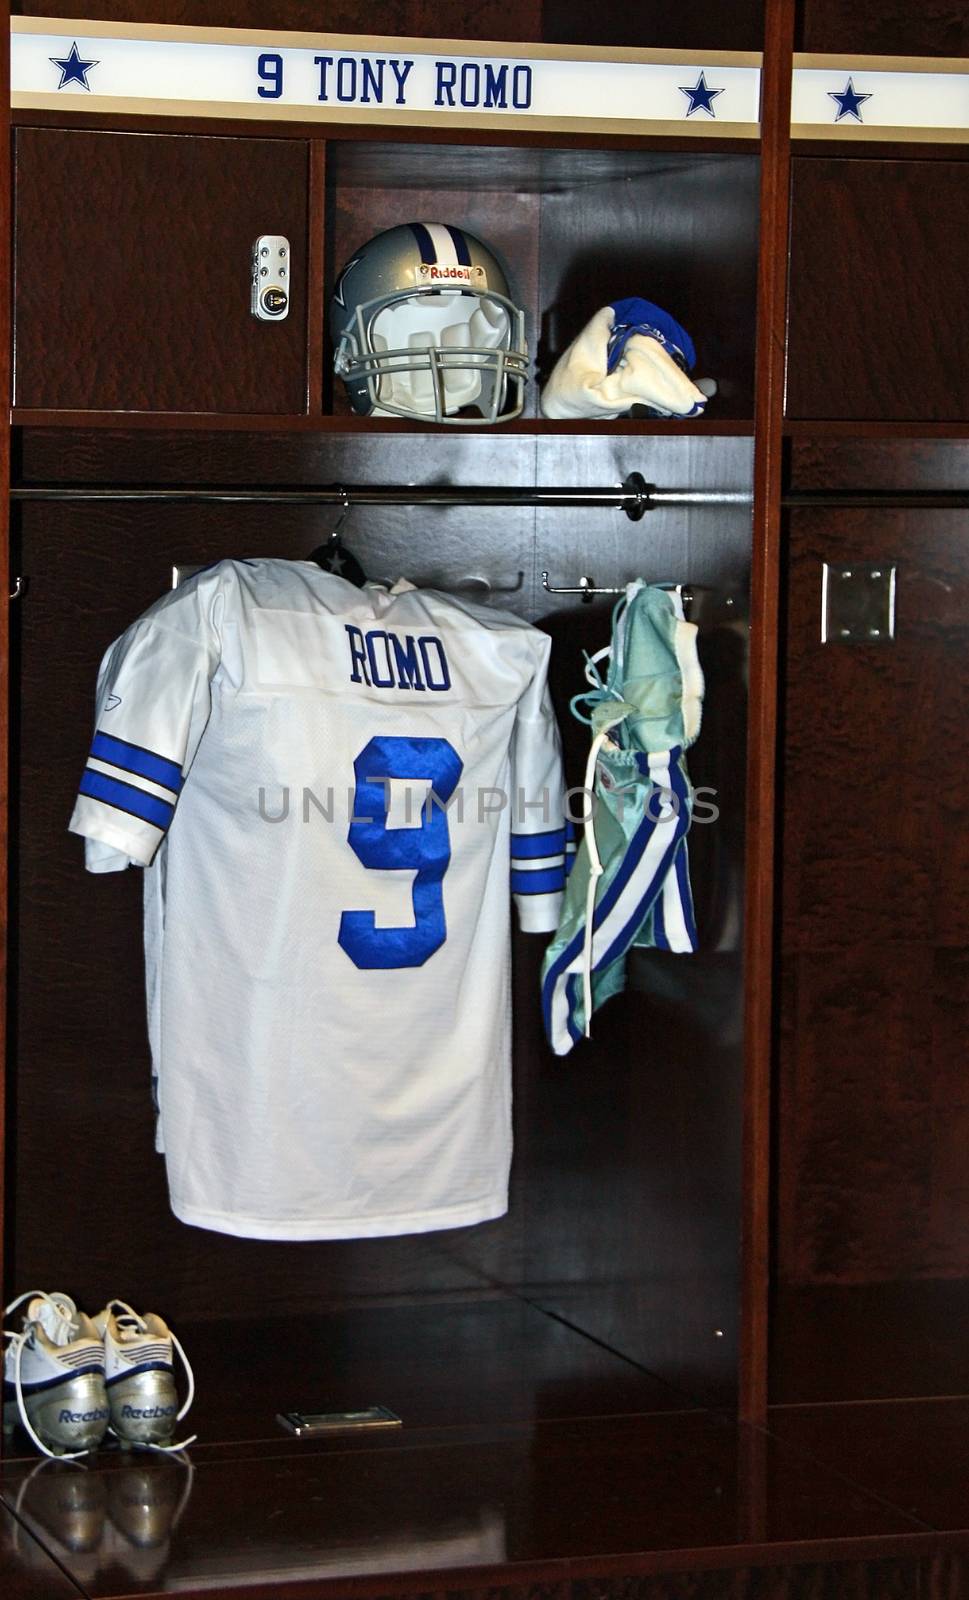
335,284 -> 527,424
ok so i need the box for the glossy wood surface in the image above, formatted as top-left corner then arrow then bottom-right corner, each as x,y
13,129 -> 310,414
0,1409 -> 936,1600
768,1398 -> 969,1535
0,1302 -> 695,1466
787,158 -> 969,423
0,1498 -> 85,1599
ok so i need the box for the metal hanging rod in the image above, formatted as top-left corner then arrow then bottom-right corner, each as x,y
8,472 -> 753,521
14,482 -> 969,513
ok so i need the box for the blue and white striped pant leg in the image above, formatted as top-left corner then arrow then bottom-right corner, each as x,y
542,749 -> 692,1054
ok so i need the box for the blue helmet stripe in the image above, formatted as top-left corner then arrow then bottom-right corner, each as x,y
409,223 -> 436,264
445,225 -> 472,266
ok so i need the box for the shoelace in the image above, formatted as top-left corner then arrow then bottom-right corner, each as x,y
3,1290 -> 92,1461
104,1300 -> 197,1453
4,1292 -> 198,1457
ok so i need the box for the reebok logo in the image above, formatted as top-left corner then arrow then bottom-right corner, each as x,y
58,1406 -> 109,1424
120,1402 -> 177,1419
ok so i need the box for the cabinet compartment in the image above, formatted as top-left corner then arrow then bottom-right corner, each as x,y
8,425 -> 752,1437
325,143 -> 759,422
786,157 -> 969,423
12,128 -> 310,414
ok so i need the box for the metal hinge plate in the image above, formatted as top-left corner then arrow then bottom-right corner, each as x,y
821,563 -> 896,643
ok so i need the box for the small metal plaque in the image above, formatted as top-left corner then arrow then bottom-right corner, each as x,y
277,1406 -> 402,1438
821,563 -> 896,643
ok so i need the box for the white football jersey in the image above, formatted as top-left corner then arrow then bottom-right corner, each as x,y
69,561 -> 567,1240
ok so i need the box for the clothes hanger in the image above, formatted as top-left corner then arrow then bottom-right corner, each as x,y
307,492 -> 367,585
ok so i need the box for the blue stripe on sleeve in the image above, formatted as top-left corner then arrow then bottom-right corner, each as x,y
91,732 -> 183,794
510,827 -> 566,860
79,769 -> 176,832
511,866 -> 565,896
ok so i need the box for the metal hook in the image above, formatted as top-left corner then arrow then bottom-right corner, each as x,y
328,489 -> 352,542
541,572 -> 625,604
542,573 -> 698,607
10,576 -> 26,601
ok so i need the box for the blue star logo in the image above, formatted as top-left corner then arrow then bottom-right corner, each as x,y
828,78 -> 871,123
49,42 -> 100,92
679,72 -> 725,118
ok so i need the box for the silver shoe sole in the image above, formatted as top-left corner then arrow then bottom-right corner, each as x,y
108,1367 -> 179,1447
3,1370 -> 109,1454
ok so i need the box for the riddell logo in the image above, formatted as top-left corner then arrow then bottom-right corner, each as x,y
421,264 -> 473,283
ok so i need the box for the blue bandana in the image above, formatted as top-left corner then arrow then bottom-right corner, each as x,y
606,297 -> 697,376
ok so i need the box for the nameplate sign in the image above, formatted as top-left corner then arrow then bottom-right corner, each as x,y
11,19 -> 761,137
793,55 -> 969,141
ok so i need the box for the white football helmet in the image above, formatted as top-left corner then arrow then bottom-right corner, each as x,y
331,223 -> 528,424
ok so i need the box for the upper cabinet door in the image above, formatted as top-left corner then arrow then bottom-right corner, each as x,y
13,128 -> 309,415
786,156 -> 969,423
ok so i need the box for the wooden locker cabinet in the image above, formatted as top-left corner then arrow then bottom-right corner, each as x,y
13,127 -> 311,415
787,155 -> 969,421
765,2 -> 969,1554
3,0 -> 969,1595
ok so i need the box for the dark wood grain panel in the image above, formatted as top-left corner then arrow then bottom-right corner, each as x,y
787,159 -> 969,423
543,0 -> 764,51
790,437 -> 969,492
779,508 -> 969,955
7,1 -> 763,51
799,1 -> 969,55
771,1283 -> 969,1404
12,0 -> 544,39
13,128 -> 309,414
776,506 -> 969,1294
